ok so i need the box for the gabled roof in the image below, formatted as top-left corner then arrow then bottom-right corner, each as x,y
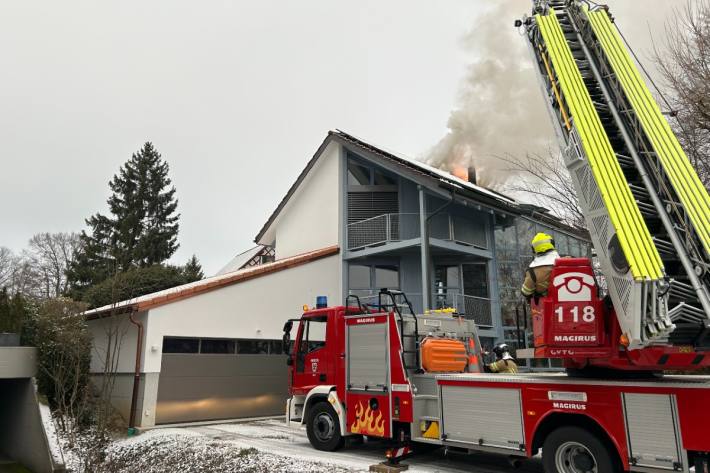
335,130 -> 517,205
84,245 -> 339,319
254,129 -> 519,244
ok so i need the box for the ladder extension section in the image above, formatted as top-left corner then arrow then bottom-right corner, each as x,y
586,8 -> 710,257
537,11 -> 664,281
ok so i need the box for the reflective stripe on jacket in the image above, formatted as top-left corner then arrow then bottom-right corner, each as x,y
521,265 -> 554,297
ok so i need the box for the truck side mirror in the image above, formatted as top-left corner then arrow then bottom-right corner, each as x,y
282,320 -> 293,333
282,332 -> 291,354
286,357 -> 294,366
282,320 -> 293,354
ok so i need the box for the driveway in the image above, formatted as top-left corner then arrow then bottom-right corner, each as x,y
143,418 -> 544,473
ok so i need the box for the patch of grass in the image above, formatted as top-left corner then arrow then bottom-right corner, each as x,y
238,447 -> 258,458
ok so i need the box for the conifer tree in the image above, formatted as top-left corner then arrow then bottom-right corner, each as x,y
108,142 -> 179,268
68,142 -> 180,299
182,255 -> 204,282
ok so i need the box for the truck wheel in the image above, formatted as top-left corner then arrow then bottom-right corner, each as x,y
306,401 -> 344,451
543,426 -> 619,473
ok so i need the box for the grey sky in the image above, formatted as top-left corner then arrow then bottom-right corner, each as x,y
0,0 -> 683,274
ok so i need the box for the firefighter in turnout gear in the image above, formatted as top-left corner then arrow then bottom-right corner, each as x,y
487,343 -> 518,374
521,233 -> 560,301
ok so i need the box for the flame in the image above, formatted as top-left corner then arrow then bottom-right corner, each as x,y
350,401 -> 385,437
451,166 -> 469,181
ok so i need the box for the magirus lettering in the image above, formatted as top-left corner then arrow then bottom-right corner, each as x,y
554,335 -> 597,342
552,402 -> 586,410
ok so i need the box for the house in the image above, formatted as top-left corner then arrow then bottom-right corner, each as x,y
85,130 -> 590,428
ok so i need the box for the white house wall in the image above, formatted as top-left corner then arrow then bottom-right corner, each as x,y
143,254 -> 342,373
273,142 -> 340,259
87,312 -> 146,374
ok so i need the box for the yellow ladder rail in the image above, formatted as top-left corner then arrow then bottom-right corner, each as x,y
587,8 -> 710,257
537,10 -> 663,280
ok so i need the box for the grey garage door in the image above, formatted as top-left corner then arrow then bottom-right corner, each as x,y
156,354 -> 288,424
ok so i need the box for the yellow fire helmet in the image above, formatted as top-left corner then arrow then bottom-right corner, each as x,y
531,232 -> 555,254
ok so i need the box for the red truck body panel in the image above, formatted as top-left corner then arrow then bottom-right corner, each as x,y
288,303 -> 710,471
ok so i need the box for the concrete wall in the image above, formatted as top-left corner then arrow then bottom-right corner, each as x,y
273,141 -> 341,259
0,378 -> 55,473
0,347 -> 37,378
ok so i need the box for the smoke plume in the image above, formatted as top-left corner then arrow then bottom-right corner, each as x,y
425,1 -> 553,189
425,0 -> 682,189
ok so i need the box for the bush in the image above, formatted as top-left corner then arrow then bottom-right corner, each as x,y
82,265 -> 195,308
22,298 -> 92,425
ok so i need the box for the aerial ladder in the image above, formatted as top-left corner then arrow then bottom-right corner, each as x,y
517,0 -> 710,368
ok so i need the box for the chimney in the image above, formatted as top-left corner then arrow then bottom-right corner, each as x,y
467,167 -> 477,185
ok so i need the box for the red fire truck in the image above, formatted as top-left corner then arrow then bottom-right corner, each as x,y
283,289 -> 710,473
283,1 -> 710,471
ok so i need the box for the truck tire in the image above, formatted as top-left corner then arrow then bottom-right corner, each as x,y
542,426 -> 620,473
306,401 -> 344,451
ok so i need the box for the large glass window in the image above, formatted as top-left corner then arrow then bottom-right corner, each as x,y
463,263 -> 489,298
348,263 -> 399,298
200,339 -> 235,354
163,337 -> 199,353
434,265 -> 460,308
237,340 -> 269,354
373,170 -> 397,186
348,161 -> 371,186
375,265 -> 399,289
554,232 -> 570,255
349,264 -> 371,291
516,219 -> 536,255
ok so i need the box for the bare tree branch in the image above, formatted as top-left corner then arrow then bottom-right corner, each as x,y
654,0 -> 710,189
498,151 -> 586,229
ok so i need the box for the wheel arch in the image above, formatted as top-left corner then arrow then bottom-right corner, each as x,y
301,386 -> 337,426
530,412 -> 627,470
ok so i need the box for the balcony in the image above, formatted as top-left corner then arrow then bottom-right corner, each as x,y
433,293 -> 493,328
347,213 -> 488,251
351,291 -> 493,328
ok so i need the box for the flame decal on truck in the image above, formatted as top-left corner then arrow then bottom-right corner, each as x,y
350,401 -> 385,436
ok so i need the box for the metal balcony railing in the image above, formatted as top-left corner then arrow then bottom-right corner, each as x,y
347,213 -> 489,251
350,291 -> 493,328
433,293 -> 494,328
347,213 -> 420,250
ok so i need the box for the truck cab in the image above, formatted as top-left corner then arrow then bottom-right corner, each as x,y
283,291 -> 482,451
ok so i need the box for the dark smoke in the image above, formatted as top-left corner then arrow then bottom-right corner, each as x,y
425,0 -> 683,190
425,1 -> 553,189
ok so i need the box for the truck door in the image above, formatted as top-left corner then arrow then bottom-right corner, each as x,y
344,314 -> 391,438
293,314 -> 331,392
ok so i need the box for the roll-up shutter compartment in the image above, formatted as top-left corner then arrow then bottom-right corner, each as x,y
623,393 -> 684,470
440,385 -> 524,450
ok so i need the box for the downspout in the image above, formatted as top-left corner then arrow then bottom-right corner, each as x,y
128,310 -> 144,433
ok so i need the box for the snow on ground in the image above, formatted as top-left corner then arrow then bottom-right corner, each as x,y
38,403 -> 65,469
59,418 -> 544,472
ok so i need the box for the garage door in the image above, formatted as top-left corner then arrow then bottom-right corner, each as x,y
155,338 -> 288,424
